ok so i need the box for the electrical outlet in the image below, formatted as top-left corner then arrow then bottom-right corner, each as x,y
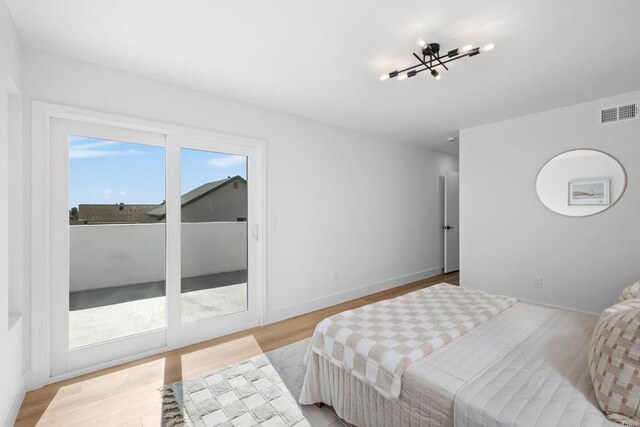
330,272 -> 338,282
533,276 -> 543,288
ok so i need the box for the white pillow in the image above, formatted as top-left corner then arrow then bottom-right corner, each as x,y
589,299 -> 640,425
617,280 -> 640,304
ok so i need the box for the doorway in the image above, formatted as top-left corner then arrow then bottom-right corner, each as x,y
443,171 -> 459,273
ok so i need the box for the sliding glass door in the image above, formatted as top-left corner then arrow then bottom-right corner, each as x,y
49,118 -> 262,376
67,136 -> 167,350
180,148 -> 248,325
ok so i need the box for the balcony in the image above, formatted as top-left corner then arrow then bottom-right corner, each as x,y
69,222 -> 247,349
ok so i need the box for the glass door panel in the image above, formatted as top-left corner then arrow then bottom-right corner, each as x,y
68,135 -> 166,348
180,148 -> 248,325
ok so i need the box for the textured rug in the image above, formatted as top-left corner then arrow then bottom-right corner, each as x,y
161,338 -> 347,427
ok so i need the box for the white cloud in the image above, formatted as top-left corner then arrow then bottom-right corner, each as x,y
207,155 -> 246,168
70,140 -> 119,150
69,148 -> 143,159
69,138 -> 145,159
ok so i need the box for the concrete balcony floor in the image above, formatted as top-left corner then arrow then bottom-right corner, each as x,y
69,270 -> 248,349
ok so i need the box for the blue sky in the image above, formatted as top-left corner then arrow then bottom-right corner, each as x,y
69,136 -> 247,208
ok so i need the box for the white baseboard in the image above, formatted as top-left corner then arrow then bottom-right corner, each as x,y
2,373 -> 26,427
519,298 -> 600,316
266,266 -> 444,324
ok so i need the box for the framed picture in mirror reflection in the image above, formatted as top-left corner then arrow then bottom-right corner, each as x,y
568,179 -> 610,206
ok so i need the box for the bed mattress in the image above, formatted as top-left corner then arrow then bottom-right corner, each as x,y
299,302 -> 616,427
455,308 -> 616,427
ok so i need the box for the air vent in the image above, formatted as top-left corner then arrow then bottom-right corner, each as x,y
618,103 -> 638,121
600,107 -> 618,124
599,102 -> 638,124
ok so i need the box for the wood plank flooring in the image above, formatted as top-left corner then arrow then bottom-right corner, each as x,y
16,271 -> 459,426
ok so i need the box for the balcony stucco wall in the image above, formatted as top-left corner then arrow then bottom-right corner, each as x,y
70,222 -> 247,292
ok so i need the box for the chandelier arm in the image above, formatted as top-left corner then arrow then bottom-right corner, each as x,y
412,53 -> 433,71
433,51 -> 474,67
396,62 -> 423,74
414,51 -> 474,70
435,52 -> 449,71
388,49 -> 477,78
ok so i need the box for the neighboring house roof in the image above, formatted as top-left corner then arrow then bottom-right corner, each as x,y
77,204 -> 160,224
146,175 -> 246,220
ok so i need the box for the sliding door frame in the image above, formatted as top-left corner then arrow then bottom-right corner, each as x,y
30,101 -> 267,389
48,118 -> 169,377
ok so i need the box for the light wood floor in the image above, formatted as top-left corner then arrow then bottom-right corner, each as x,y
16,271 -> 459,426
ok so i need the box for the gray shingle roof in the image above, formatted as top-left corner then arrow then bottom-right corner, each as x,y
77,204 -> 159,224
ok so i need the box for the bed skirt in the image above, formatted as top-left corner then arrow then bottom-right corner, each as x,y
300,350 -> 455,427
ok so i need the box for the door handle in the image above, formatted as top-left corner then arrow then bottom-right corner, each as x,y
443,225 -> 455,230
252,225 -> 259,241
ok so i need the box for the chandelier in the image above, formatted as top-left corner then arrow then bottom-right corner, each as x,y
380,39 -> 495,81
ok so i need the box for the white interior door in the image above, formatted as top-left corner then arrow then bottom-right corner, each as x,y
48,117 -> 263,378
444,171 -> 460,273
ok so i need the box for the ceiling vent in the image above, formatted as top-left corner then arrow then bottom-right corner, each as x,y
600,103 -> 638,125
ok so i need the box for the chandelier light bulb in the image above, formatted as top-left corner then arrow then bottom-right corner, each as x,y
380,74 -> 389,81
482,43 -> 495,52
460,44 -> 473,53
435,74 -> 442,80
416,38 -> 427,48
397,73 -> 408,81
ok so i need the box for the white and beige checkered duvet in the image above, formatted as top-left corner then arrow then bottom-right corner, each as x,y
306,283 -> 518,399
301,302 -> 617,427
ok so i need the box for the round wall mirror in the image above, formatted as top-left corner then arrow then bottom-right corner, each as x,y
536,149 -> 627,217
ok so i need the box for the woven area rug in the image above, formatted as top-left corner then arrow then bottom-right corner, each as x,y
161,338 -> 347,427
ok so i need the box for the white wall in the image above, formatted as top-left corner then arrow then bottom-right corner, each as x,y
181,222 -> 247,278
24,48 -> 458,323
460,91 -> 640,314
0,1 -> 26,425
70,223 -> 247,291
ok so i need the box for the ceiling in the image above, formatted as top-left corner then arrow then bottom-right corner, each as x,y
7,0 -> 640,153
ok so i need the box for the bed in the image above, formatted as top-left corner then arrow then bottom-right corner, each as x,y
299,284 -> 616,427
